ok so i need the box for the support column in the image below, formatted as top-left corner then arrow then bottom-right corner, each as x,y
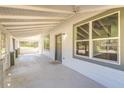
38,34 -> 43,54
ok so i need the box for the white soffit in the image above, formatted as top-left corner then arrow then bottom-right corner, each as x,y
0,5 -> 123,37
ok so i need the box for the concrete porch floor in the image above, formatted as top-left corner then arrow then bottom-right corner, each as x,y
4,54 -> 105,88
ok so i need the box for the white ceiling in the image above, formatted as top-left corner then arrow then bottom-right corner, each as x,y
0,5 -> 123,38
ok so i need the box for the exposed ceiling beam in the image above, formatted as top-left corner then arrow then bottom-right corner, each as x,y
6,25 -> 56,30
8,27 -> 53,32
12,32 -> 43,38
1,21 -> 60,25
7,27 -> 54,31
11,29 -> 46,33
12,31 -> 42,34
0,15 -> 66,20
3,24 -> 58,27
0,5 -> 73,14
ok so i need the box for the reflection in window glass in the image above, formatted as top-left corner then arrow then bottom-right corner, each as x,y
75,23 -> 89,57
92,13 -> 119,62
92,13 -> 118,39
74,12 -> 119,64
93,39 -> 118,61
76,41 -> 89,56
76,23 -> 89,40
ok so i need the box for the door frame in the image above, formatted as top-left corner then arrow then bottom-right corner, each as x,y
55,33 -> 62,62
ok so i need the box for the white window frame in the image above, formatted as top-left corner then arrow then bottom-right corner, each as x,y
74,22 -> 90,59
74,11 -> 120,65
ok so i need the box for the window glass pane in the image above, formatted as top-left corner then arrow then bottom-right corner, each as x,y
93,39 -> 118,61
92,13 -> 118,39
76,41 -> 89,56
76,23 -> 89,40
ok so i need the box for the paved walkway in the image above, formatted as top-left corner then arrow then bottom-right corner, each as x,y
4,54 -> 104,88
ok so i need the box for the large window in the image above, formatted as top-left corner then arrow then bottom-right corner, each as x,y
74,12 -> 119,64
